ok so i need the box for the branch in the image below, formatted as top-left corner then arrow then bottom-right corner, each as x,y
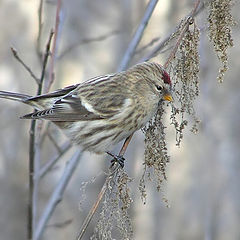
35,150 -> 82,240
117,0 -> 159,71
10,47 -> 40,84
134,37 -> 160,56
58,30 -> 120,59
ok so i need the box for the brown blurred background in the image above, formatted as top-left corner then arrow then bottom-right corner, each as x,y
0,0 -> 240,239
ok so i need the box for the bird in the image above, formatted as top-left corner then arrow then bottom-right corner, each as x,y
0,62 -> 172,163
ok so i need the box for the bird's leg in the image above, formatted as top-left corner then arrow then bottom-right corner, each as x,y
106,151 -> 125,168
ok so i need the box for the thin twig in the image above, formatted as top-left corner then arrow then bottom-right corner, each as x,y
117,0 -> 159,71
76,135 -> 133,240
39,29 -> 54,94
39,122 -> 51,148
11,47 -> 40,84
47,219 -> 73,229
38,141 -> 72,179
45,0 -> 62,93
58,30 -> 120,59
35,149 -> 82,240
134,37 -> 160,56
47,131 -> 64,154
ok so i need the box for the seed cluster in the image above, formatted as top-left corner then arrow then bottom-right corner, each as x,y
171,20 -> 200,145
208,0 -> 235,82
91,169 -> 133,239
141,104 -> 170,203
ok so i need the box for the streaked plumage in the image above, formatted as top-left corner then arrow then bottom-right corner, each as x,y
0,62 -> 172,153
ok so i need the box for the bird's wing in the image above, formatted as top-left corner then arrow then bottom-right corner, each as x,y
21,93 -> 104,121
21,80 -> 130,121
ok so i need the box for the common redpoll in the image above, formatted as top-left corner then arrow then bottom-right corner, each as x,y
0,62 -> 172,155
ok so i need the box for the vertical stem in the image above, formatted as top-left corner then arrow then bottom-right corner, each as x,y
28,30 -> 54,240
28,120 -> 36,240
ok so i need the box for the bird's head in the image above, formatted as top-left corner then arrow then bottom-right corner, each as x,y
128,62 -> 173,103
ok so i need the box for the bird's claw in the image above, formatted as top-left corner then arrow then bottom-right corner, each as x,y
111,155 -> 125,168
106,151 -> 125,168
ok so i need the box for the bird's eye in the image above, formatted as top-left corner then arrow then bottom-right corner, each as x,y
155,85 -> 162,91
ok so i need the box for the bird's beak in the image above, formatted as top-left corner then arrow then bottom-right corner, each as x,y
163,93 -> 173,102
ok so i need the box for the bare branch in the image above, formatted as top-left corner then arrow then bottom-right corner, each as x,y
10,47 -> 40,84
117,0 -> 159,71
134,37 -> 160,56
35,149 -> 82,240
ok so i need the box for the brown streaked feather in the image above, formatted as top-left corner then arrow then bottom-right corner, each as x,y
21,73 -> 130,121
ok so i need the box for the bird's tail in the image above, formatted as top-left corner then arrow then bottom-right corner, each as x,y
0,90 -> 41,111
0,90 -> 32,102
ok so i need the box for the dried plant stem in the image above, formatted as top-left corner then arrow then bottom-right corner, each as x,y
10,47 -> 40,84
118,0 -> 159,71
163,22 -> 190,69
164,0 -> 201,69
76,174 -> 111,240
76,135 -> 133,240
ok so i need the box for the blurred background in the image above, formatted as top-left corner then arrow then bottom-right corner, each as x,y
0,0 -> 239,239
